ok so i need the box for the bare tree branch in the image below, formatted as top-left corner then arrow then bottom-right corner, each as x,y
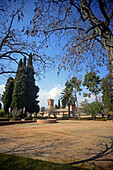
0,1 -> 54,77
98,0 -> 110,24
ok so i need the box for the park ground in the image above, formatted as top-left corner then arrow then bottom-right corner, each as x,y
0,120 -> 113,169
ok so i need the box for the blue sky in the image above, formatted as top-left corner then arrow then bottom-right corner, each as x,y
0,1 -> 109,108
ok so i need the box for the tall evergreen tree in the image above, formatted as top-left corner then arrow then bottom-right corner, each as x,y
0,103 -> 2,110
23,56 -> 26,66
58,99 -> 60,109
2,77 -> 14,117
10,59 -> 26,111
25,53 -> 39,113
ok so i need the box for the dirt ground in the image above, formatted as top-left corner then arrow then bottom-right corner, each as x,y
0,120 -> 113,169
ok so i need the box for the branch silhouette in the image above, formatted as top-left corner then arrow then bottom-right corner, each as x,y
67,139 -> 113,165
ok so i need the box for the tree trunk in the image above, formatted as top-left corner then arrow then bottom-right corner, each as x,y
68,104 -> 70,118
95,93 -> 98,102
80,0 -> 113,110
102,36 -> 113,111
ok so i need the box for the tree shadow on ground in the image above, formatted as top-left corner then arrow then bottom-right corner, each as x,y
67,138 -> 113,169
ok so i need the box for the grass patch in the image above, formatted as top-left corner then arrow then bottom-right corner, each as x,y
0,153 -> 87,170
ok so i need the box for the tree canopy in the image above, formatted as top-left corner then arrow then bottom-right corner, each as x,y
2,53 -> 40,117
2,77 -> 14,117
10,59 -> 26,110
28,0 -> 112,75
65,77 -> 82,106
60,86 -> 75,118
84,101 -> 102,118
83,72 -> 101,101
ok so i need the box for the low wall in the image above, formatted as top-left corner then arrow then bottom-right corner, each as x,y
0,120 -> 37,126
37,119 -> 57,124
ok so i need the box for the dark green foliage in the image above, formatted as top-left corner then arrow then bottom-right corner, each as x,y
0,103 -> 2,109
57,99 -> 60,109
10,59 -> 26,111
0,118 -> 10,121
84,102 -> 102,119
61,87 -> 75,118
101,74 -> 112,111
61,100 -> 66,108
25,53 -> 40,113
83,72 -> 101,101
61,76 -> 82,117
41,106 -> 46,112
10,54 -> 39,115
2,77 -> 14,117
80,99 -> 88,107
23,56 -> 26,66
70,77 -> 82,93
0,109 -> 5,117
65,77 -> 82,106
55,104 -> 58,109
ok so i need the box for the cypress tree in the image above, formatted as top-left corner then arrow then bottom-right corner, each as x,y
58,99 -> 60,109
25,53 -> 39,114
10,59 -> 26,112
23,56 -> 26,66
2,77 -> 14,117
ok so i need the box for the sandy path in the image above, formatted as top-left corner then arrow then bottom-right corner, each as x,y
0,120 -> 113,169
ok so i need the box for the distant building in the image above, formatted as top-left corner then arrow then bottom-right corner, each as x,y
47,98 -> 54,110
42,98 -> 89,118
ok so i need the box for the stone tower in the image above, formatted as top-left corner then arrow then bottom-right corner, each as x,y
47,98 -> 54,110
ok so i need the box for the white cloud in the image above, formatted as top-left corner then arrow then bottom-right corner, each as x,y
39,84 -> 64,108
39,85 -> 102,108
78,93 -> 102,105
0,85 -> 5,96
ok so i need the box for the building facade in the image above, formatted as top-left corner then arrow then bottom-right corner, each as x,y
43,98 -> 88,118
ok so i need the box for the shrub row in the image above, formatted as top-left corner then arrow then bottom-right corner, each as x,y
0,118 -> 10,121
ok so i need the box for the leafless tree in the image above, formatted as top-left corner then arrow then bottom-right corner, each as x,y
0,0 -> 53,79
28,0 -> 113,76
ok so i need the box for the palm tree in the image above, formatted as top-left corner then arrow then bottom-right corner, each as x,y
60,86 -> 75,118
65,77 -> 82,107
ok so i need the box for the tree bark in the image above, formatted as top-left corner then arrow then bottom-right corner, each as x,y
68,104 -> 70,118
80,0 -> 113,109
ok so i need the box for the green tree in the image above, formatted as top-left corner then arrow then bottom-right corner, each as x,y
83,72 -> 101,101
84,102 -> 102,119
101,74 -> 112,111
29,0 -> 113,111
55,104 -> 58,109
2,77 -> 14,117
80,99 -> 88,107
57,99 -> 60,109
10,59 -> 26,113
40,106 -> 46,117
61,100 -> 66,108
0,103 -> 2,110
60,86 -> 75,118
25,53 -> 40,114
65,77 -> 82,106
70,77 -> 82,106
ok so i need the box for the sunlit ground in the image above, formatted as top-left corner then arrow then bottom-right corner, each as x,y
0,120 -> 113,169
